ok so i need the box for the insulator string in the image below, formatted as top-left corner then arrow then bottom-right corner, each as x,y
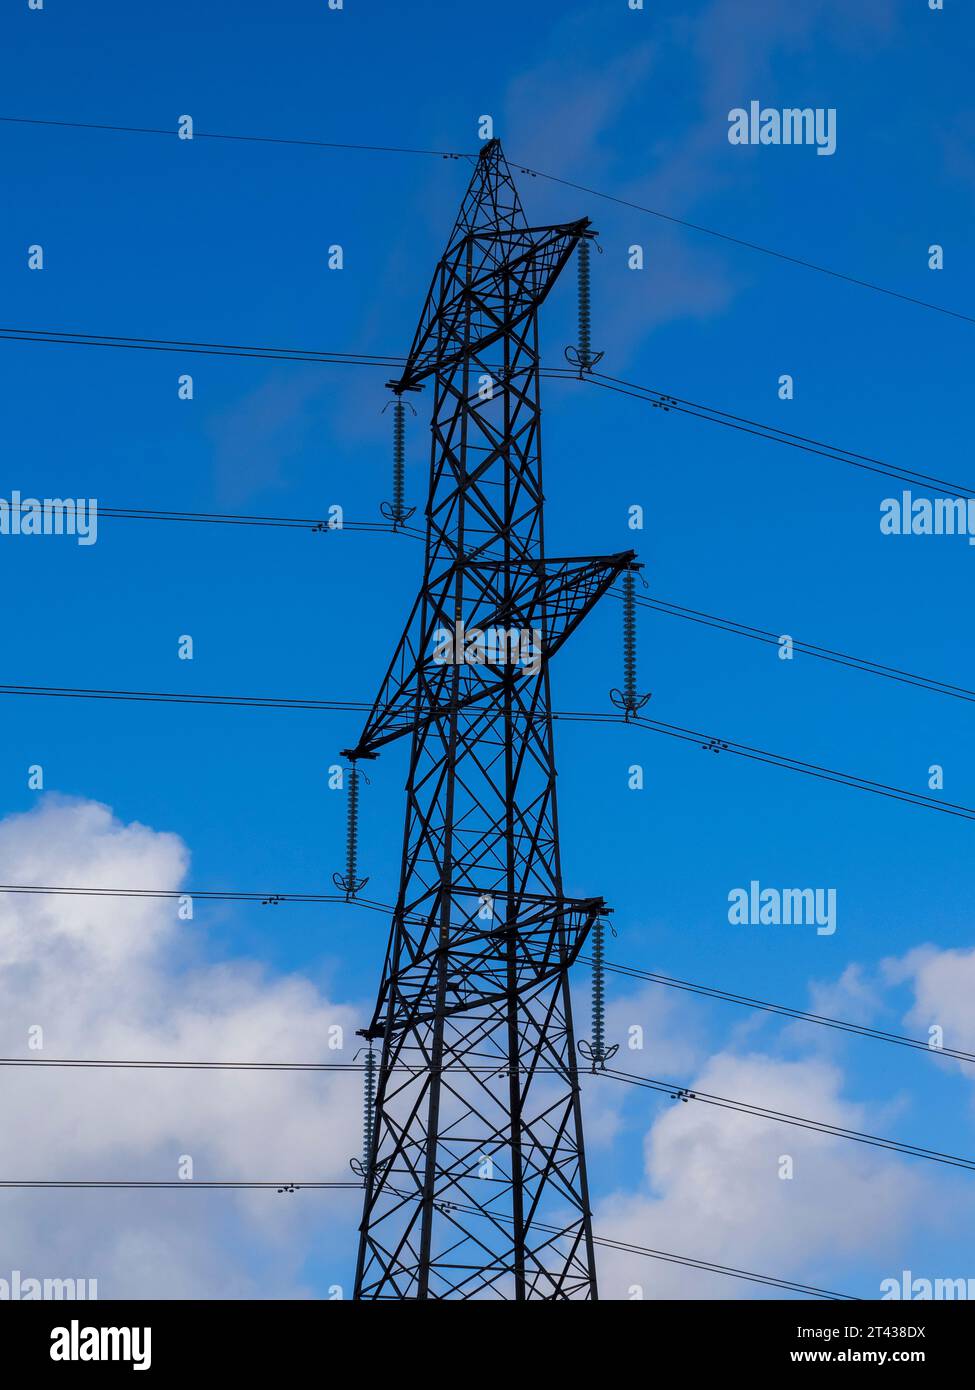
578,239 -> 592,368
579,919 -> 618,1072
564,238 -> 603,375
380,396 -> 415,526
332,763 -> 368,898
363,1048 -> 377,1168
610,569 -> 651,717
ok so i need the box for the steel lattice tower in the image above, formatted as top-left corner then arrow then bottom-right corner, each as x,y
344,140 -> 635,1300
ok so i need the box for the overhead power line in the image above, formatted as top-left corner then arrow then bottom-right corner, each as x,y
595,959 -> 975,1067
629,594 -> 975,706
0,881 -> 399,918
0,1179 -> 361,1190
3,326 -> 970,502
512,163 -> 975,327
0,1057 -> 561,1073
392,1191 -> 858,1301
585,1229 -> 857,1301
0,681 -> 967,819
93,507 -> 417,535
0,115 -> 467,160
603,1067 -> 975,1175
0,325 -> 406,368
0,1163 -> 855,1296
0,684 -> 370,712
12,1065 -> 967,1214
5,490 -> 969,705
5,495 -> 967,707
557,709 -> 975,821
3,1038 -> 968,1177
2,113 -> 968,326
0,1057 -> 362,1072
587,371 -> 975,499
0,939 -> 970,1070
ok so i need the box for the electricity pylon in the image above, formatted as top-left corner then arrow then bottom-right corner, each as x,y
344,140 -> 635,1300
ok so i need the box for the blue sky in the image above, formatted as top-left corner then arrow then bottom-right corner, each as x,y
1,0 -> 974,1299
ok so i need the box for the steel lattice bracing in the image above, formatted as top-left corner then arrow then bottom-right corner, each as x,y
346,141 -> 634,1300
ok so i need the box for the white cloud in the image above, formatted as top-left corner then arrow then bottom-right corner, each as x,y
595,1049 -> 934,1299
579,978 -> 710,1149
886,944 -> 975,1066
806,962 -> 884,1026
0,795 -> 362,1297
1,796 -> 962,1301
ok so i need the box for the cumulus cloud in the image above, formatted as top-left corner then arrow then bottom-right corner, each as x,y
1,796 -> 961,1301
0,795 -> 362,1297
885,944 -> 975,1065
595,1049 -> 934,1299
579,978 -> 710,1148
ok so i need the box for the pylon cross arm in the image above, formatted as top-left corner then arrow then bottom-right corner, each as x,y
342,550 -> 636,762
390,219 -> 589,395
367,895 -> 609,1038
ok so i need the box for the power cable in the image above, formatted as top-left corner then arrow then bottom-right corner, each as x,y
557,709 -> 975,821
0,115 -> 467,160
3,326 -> 969,501
513,162 -> 975,327
1,111 -> 967,325
603,1067 -> 975,1175
594,959 -> 975,1067
0,325 -> 406,368
586,370 -> 975,499
393,1190 -> 859,1300
0,1160 -> 856,1296
627,593 -> 975,705
6,494 -> 968,707
0,682 -> 967,818
0,1179 -> 360,1190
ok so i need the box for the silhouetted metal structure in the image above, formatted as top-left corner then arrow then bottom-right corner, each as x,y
344,140 -> 634,1300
